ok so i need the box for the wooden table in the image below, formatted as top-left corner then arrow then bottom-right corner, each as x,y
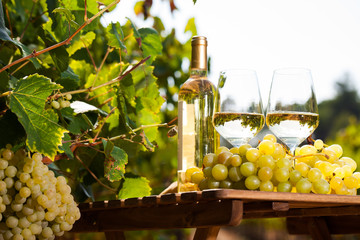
71,189 -> 360,240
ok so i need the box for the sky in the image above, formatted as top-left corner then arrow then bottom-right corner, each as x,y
103,0 -> 360,104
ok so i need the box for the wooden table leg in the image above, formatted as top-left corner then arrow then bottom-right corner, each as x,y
193,227 -> 221,240
307,217 -> 332,240
105,231 -> 126,240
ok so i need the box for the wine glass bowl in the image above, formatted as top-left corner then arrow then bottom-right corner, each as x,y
266,68 -> 319,154
213,69 -> 265,147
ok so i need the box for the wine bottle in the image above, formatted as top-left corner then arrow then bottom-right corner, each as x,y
177,36 -> 218,173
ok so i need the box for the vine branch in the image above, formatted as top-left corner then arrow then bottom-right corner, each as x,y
74,151 -> 117,193
0,0 -> 120,74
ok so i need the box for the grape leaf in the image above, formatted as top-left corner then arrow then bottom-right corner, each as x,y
138,28 -> 162,64
0,1 -> 40,68
9,74 -> 67,160
53,7 -> 79,29
185,17 -> 197,35
103,139 -> 128,182
0,0 -> 12,42
59,0 -> 98,14
39,28 -> 69,72
58,133 -> 73,158
106,22 -> 127,52
117,173 -> 151,199
67,31 -> 96,56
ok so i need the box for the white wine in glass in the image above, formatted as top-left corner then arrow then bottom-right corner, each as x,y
213,69 -> 265,147
266,68 -> 319,154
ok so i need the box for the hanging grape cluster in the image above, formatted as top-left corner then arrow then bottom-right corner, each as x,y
182,134 -> 360,195
47,94 -> 72,110
0,145 -> 80,240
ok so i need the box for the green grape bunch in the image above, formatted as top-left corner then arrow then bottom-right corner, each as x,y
0,145 -> 80,240
47,94 -> 72,110
184,134 -> 360,195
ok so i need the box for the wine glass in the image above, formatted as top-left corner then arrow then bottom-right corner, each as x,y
266,68 -> 319,154
213,69 -> 265,147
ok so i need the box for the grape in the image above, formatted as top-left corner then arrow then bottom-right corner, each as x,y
50,101 -> 60,109
240,162 -> 256,177
258,140 -> 275,155
307,168 -> 322,183
219,180 -> 232,189
216,146 -> 229,155
344,176 -> 358,189
322,148 -> 337,163
211,164 -> 228,181
277,182 -> 292,192
228,167 -> 242,182
260,180 -> 274,192
246,148 -> 261,162
299,145 -> 317,156
65,93 -> 72,101
328,144 -> 343,158
238,144 -> 251,157
2,149 -> 14,161
59,100 -> 68,109
316,161 -> 333,177
341,157 -> 357,172
294,162 -> 309,177
0,146 -> 80,239
202,167 -> 212,178
263,134 -> 277,143
217,151 -> 233,166
229,147 -> 239,154
342,165 -> 353,177
312,179 -> 330,194
257,167 -> 273,181
333,167 -> 345,179
229,155 -> 242,167
353,172 -> 360,188
276,158 -> 292,169
203,153 -> 217,167
296,178 -> 312,193
258,155 -> 275,169
6,216 -> 18,228
314,139 -> 324,150
245,175 -> 260,190
185,167 -> 201,182
274,168 -> 290,183
191,171 -> 204,184
272,143 -> 286,160
207,179 -> 220,189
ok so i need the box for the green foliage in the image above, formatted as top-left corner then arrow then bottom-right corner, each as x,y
316,74 -> 360,140
103,139 -> 128,182
9,74 -> 66,160
0,0 -> 195,205
331,117 -> 360,171
118,173 -> 152,199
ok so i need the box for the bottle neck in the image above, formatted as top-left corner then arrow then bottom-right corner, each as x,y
190,68 -> 207,78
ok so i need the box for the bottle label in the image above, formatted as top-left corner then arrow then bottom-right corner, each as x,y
177,101 -> 196,171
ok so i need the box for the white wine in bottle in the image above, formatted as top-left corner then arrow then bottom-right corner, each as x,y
177,36 -> 218,175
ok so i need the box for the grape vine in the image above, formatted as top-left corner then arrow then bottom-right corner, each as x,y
0,0 -> 191,207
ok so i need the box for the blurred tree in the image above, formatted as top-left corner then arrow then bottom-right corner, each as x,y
315,72 -> 360,141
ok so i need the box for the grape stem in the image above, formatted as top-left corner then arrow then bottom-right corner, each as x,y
51,56 -> 151,99
0,0 -> 121,74
293,153 -> 330,160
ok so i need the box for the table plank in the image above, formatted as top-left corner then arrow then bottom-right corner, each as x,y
72,199 -> 243,232
202,189 -> 360,205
